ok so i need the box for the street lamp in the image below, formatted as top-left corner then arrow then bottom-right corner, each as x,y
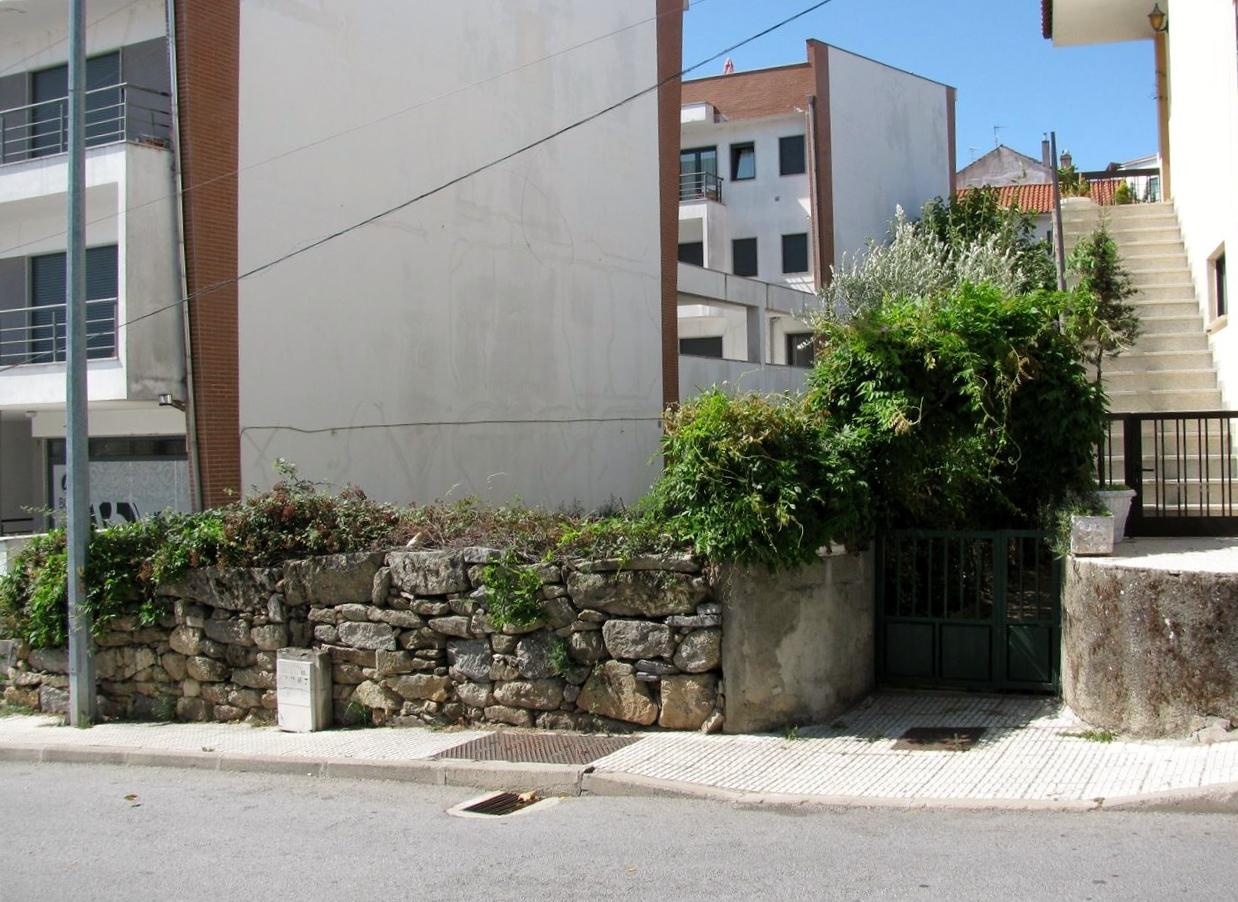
1148,4 -> 1168,33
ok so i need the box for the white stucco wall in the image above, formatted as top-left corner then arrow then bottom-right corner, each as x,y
827,47 -> 952,265
236,0 -> 665,510
1167,0 -> 1238,406
679,113 -> 814,289
0,0 -> 166,71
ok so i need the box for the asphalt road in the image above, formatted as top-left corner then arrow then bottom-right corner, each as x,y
1,763 -> 1235,902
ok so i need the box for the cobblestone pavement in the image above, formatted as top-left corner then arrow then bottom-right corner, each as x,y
3,692 -> 1236,804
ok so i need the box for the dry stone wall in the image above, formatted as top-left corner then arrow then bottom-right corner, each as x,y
2,550 -> 724,733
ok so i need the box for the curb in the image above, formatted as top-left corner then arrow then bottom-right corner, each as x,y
0,741 -> 586,796
3,741 -> 1237,814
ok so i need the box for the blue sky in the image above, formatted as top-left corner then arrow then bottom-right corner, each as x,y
682,0 -> 1157,171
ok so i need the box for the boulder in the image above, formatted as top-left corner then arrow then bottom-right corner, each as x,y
673,629 -> 721,673
282,552 -> 387,607
659,674 -> 718,730
576,661 -> 658,726
186,656 -> 228,683
602,620 -> 674,660
251,623 -> 288,652
336,621 -> 397,651
204,618 -> 253,647
28,647 -> 69,674
566,571 -> 706,617
387,551 -> 470,595
515,633 -> 560,679
351,679 -> 402,712
492,679 -> 564,711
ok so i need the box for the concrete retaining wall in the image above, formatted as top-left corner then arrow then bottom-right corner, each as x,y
1064,551 -> 1238,737
717,550 -> 874,734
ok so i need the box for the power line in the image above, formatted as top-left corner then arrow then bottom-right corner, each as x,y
0,0 -> 707,258
241,416 -> 665,437
0,0 -> 838,376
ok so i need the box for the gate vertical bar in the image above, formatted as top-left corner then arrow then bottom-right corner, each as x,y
992,534 -> 1008,688
65,0 -> 95,728
1123,414 -> 1144,535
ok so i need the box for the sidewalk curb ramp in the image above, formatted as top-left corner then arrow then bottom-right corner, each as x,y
4,739 -> 1237,813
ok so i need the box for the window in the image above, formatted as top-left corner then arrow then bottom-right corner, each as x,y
680,146 -> 718,201
786,333 -> 815,368
732,238 -> 758,278
678,242 -> 704,266
26,245 -> 118,364
730,142 -> 755,181
679,336 -> 723,358
1217,252 -> 1228,318
30,51 -> 122,157
782,233 -> 809,274
779,135 -> 807,176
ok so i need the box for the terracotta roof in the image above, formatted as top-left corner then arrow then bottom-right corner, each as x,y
957,179 -> 1122,213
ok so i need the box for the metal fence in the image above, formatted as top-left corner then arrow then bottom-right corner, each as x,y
0,83 -> 171,165
1098,411 -> 1238,535
679,170 -> 724,203
0,298 -> 118,367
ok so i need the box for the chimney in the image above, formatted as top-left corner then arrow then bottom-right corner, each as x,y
1041,138 -> 1052,169
1060,150 -> 1073,170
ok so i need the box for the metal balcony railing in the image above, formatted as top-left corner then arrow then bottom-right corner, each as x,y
680,170 -> 724,203
0,299 -> 118,367
0,83 -> 171,166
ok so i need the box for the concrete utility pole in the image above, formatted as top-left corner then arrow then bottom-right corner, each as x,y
65,0 -> 95,728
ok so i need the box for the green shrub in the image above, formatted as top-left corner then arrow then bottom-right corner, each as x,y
808,283 -> 1105,531
650,390 -> 870,569
1066,223 -> 1141,383
480,551 -> 545,629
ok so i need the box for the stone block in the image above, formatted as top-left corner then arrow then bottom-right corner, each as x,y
204,618 -> 253,647
602,620 -> 674,660
428,616 -> 473,639
387,551 -> 470,595
659,674 -> 718,730
266,594 -> 286,624
374,650 -> 417,677
231,668 -> 276,690
576,660 -> 657,726
390,674 -> 452,703
313,624 -> 339,644
337,604 -> 370,622
492,679 -> 564,711
515,632 -> 560,679
282,552 -> 386,607
371,567 -> 392,607
456,681 -> 493,709
186,656 -> 228,683
483,704 -> 534,727
351,679 -> 402,712
336,621 -> 397,651
38,685 -> 69,715
447,640 -> 492,682
251,623 -> 288,652
28,647 -> 69,674
673,628 -> 721,673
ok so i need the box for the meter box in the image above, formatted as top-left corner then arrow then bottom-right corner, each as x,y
276,648 -> 332,732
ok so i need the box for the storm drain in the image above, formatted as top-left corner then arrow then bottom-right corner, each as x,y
435,732 -> 639,765
447,791 -> 558,819
893,726 -> 987,751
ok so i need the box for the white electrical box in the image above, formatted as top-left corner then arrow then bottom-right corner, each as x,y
276,648 -> 332,732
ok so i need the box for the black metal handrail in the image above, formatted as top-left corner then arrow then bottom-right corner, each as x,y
679,170 -> 723,203
1099,411 -> 1238,536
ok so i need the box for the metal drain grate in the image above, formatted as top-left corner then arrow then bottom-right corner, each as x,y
893,726 -> 987,751
462,791 -> 539,816
435,732 -> 639,765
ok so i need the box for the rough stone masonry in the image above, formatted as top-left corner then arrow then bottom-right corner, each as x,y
2,549 -> 725,733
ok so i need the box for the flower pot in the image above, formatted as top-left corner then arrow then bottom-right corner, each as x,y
1098,488 -> 1136,541
1070,514 -> 1114,556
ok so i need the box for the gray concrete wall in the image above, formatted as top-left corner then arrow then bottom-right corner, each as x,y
717,551 -> 874,734
1064,555 -> 1238,737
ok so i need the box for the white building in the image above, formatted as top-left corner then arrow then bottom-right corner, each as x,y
0,0 -> 190,534
674,41 -> 955,395
1044,0 -> 1238,403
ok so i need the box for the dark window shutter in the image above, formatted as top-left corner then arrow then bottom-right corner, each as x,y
733,238 -> 758,278
782,233 -> 809,274
779,135 -> 806,176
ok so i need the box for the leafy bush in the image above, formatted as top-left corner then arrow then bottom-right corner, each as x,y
649,390 -> 870,569
808,283 -> 1106,531
480,551 -> 545,629
1066,222 -> 1140,382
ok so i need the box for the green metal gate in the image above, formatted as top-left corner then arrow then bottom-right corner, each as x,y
876,531 -> 1062,693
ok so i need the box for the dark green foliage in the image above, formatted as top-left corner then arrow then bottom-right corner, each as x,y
1066,223 -> 1141,382
808,283 -> 1106,531
649,390 -> 871,569
480,551 -> 545,630
920,188 -> 1057,292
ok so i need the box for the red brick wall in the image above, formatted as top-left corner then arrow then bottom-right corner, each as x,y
680,64 -> 814,121
174,1 -> 241,508
658,0 -> 684,409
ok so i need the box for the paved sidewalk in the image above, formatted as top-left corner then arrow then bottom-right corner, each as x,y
2,692 -> 1236,810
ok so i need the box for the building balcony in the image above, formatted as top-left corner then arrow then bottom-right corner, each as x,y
0,298 -> 119,367
680,170 -> 724,204
0,82 -> 171,167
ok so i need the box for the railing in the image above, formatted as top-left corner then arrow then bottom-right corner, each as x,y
1098,412 -> 1238,536
679,170 -> 724,203
1080,167 -> 1162,204
0,299 -> 118,367
0,83 -> 171,166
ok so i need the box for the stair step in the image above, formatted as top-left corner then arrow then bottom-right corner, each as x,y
1134,332 -> 1210,352
1132,284 -> 1199,302
1105,369 -> 1218,391
1115,239 -> 1188,256
1121,253 -> 1189,270
1128,300 -> 1205,318
1111,350 -> 1219,370
1128,268 -> 1197,287
1137,314 -> 1213,334
1106,388 -> 1225,411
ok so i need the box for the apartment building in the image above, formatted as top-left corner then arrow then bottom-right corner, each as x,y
0,0 -> 190,534
0,0 -> 685,521
674,41 -> 955,393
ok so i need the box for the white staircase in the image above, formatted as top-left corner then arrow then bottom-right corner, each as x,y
1060,199 -> 1223,413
